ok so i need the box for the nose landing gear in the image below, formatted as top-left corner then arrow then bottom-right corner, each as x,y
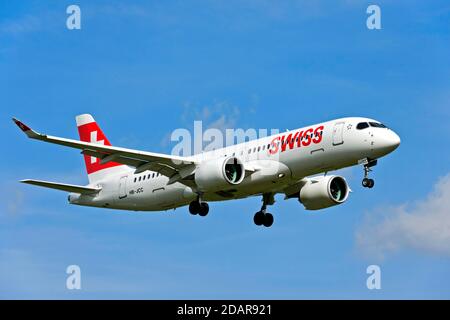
360,158 -> 377,189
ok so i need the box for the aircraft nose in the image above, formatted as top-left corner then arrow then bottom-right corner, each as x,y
377,130 -> 401,154
391,131 -> 401,149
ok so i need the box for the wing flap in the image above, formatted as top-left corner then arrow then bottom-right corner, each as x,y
21,179 -> 101,195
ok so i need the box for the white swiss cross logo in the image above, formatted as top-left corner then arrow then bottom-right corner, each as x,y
90,130 -> 104,164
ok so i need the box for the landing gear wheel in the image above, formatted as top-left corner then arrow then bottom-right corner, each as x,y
362,178 -> 375,188
198,202 -> 209,217
254,211 -> 264,226
189,201 -> 200,215
362,178 -> 370,188
189,200 -> 209,216
263,213 -> 274,228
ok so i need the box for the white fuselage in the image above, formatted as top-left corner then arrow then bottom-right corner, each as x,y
69,117 -> 400,211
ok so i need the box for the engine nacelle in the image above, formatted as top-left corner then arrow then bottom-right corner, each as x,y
195,157 -> 245,192
299,175 -> 350,210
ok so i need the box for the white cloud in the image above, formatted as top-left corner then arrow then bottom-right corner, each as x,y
0,15 -> 41,36
160,100 -> 241,148
0,182 -> 25,217
356,173 -> 450,260
159,100 -> 244,151
182,100 -> 241,132
6,188 -> 24,216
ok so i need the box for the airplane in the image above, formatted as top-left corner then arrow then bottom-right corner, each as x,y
12,114 -> 400,228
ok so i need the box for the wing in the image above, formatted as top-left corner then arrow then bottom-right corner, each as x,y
21,179 -> 101,194
12,118 -> 198,183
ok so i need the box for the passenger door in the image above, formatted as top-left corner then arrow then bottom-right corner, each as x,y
332,122 -> 345,146
118,176 -> 128,199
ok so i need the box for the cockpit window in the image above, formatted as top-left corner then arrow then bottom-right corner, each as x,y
369,122 -> 387,128
356,122 -> 369,130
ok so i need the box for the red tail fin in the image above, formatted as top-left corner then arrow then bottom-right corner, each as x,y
76,114 -> 124,178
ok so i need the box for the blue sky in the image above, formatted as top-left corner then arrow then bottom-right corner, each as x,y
1,0 -> 450,299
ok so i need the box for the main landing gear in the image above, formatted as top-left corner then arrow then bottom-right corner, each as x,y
189,198 -> 209,217
254,193 -> 275,228
361,159 -> 377,189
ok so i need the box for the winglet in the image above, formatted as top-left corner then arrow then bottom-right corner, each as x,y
12,118 -> 40,138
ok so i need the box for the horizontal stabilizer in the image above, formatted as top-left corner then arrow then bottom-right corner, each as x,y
20,179 -> 101,195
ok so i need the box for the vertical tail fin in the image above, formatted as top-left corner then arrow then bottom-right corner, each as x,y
76,114 -> 126,183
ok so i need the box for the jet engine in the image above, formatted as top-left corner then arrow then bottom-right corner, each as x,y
195,156 -> 245,192
299,175 -> 350,210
